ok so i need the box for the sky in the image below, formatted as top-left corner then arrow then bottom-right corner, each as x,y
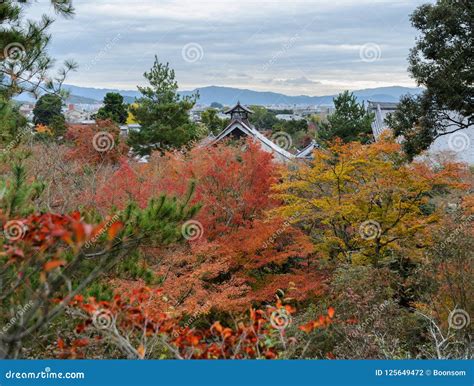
25,0 -> 432,95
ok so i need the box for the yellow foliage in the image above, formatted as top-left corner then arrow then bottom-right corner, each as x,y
271,138 -> 467,266
126,103 -> 138,124
35,124 -> 52,135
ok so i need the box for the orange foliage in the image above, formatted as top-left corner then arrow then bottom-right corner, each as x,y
60,287 -> 333,359
94,141 -> 323,312
65,119 -> 128,165
95,140 -> 277,239
148,218 -> 323,312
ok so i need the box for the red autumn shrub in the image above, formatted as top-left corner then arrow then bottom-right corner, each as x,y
60,287 -> 334,359
65,119 -> 128,165
95,139 -> 277,239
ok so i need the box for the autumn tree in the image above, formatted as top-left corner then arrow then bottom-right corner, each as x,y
0,164 -> 200,358
96,140 -> 277,238
93,140 -> 322,312
128,57 -> 200,155
65,120 -> 129,165
272,137 -> 466,266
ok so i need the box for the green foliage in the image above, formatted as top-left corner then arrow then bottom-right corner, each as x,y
0,99 -> 27,145
200,108 -> 228,135
116,252 -> 157,285
0,0 -> 76,100
0,163 -> 45,217
388,0 -> 473,158
248,106 -> 278,129
120,182 -> 201,246
274,119 -> 307,136
96,92 -> 128,124
84,282 -> 114,302
317,90 -> 374,144
128,56 -> 200,155
33,94 -> 66,137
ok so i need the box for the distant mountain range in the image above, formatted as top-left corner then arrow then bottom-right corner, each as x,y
17,85 -> 423,106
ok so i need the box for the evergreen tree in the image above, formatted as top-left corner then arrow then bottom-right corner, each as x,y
128,56 -> 199,155
318,91 -> 374,144
249,106 -> 278,129
96,92 -> 128,124
200,108 -> 228,135
387,0 -> 473,159
0,99 -> 27,146
33,94 -> 66,137
0,0 -> 76,100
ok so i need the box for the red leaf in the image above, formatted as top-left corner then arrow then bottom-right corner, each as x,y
57,338 -> 64,349
72,338 -> 89,347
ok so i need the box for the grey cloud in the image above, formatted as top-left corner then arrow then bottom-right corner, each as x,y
24,0 -> 434,93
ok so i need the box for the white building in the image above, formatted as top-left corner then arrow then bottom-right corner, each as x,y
368,101 -> 474,165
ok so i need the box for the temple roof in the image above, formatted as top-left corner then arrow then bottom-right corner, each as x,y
211,119 -> 294,162
224,101 -> 254,115
295,140 -> 319,158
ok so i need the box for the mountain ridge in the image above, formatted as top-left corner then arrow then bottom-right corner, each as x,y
17,85 -> 423,106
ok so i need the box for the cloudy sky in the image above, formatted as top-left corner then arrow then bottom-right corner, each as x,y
26,0 -> 432,95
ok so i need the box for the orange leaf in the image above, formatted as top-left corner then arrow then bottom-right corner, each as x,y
137,344 -> 145,359
328,306 -> 335,319
107,221 -> 123,241
44,260 -> 65,272
298,322 -> 314,333
189,335 -> 200,346
211,321 -> 223,334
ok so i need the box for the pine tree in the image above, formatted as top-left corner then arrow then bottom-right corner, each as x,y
0,0 -> 77,100
318,91 -> 374,144
33,94 -> 66,137
96,93 -> 129,124
128,56 -> 199,156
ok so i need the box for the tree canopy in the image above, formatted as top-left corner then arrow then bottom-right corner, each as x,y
317,91 -> 374,144
128,57 -> 200,156
387,0 -> 473,159
33,93 -> 66,137
96,93 -> 129,124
